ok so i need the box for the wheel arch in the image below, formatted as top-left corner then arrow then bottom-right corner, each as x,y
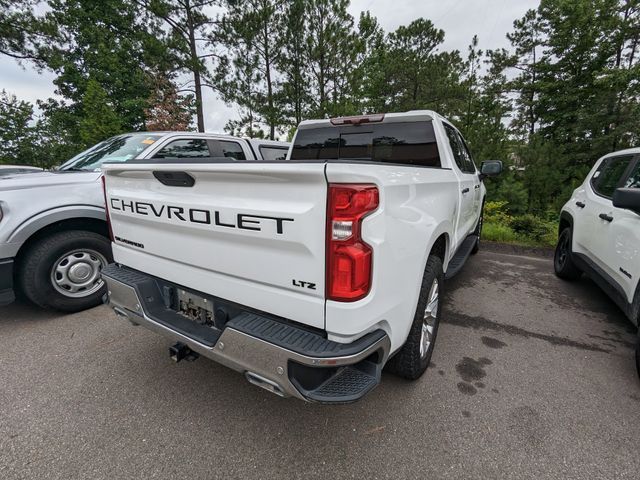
13,208 -> 109,268
426,226 -> 450,272
559,211 -> 574,236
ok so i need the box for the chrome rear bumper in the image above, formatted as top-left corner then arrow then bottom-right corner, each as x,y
103,264 -> 390,403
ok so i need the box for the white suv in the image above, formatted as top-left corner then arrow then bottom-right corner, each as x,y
554,148 -> 640,375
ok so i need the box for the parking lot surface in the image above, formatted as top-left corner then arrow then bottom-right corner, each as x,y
1,248 -> 639,479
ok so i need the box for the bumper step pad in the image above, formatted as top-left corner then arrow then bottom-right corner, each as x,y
306,366 -> 378,403
228,312 -> 386,358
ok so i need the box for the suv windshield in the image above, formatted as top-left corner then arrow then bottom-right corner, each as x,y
290,121 -> 441,167
59,133 -> 164,171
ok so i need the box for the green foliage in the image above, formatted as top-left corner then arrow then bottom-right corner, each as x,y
0,90 -> 37,165
484,201 -> 512,225
483,201 -> 557,247
78,79 -> 123,146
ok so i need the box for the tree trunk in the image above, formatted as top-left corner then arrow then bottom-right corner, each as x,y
186,0 -> 205,132
263,21 -> 275,140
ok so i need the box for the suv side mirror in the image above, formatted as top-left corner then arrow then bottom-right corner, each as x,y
613,188 -> 640,216
480,160 -> 503,179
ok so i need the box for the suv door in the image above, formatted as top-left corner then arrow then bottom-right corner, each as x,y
604,157 -> 640,302
443,123 -> 477,245
577,154 -> 636,285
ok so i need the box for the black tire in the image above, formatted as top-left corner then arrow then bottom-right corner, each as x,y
386,255 -> 444,380
554,227 -> 581,280
471,201 -> 484,255
17,230 -> 112,312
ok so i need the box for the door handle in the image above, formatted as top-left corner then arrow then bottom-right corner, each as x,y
461,188 -> 470,194
598,213 -> 614,222
575,201 -> 585,208
474,184 -> 480,189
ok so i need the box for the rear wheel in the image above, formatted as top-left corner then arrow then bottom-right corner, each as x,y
18,230 -> 112,312
554,227 -> 581,280
386,255 -> 443,380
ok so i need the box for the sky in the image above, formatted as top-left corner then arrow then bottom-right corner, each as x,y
0,0 -> 540,133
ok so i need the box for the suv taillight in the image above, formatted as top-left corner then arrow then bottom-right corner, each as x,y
326,184 -> 379,301
101,175 -> 114,241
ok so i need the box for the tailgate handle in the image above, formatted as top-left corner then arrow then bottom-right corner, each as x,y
153,171 -> 195,187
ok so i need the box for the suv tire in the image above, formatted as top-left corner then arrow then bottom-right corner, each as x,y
554,227 -> 581,280
18,230 -> 112,312
386,255 -> 443,380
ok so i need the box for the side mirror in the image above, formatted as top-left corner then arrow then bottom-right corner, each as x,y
480,160 -> 503,179
613,188 -> 640,216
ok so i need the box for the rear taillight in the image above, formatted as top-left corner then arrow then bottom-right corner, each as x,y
326,184 -> 379,302
101,175 -> 114,241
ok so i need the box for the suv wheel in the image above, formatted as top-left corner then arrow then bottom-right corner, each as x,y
554,227 -> 581,280
386,254 -> 443,380
18,230 -> 112,312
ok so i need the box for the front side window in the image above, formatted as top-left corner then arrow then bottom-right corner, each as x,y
623,160 -> 640,189
591,155 -> 634,198
220,141 -> 247,160
291,121 -> 441,167
59,133 -> 163,171
153,139 -> 210,159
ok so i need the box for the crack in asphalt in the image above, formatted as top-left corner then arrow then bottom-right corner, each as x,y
443,311 -> 611,353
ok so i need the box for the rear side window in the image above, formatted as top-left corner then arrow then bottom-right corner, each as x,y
154,139 -> 210,159
220,141 -> 246,160
290,121 -> 441,167
591,155 -> 635,198
259,146 -> 288,160
443,124 -> 476,173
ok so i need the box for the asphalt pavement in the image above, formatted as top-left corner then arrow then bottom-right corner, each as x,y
1,248 -> 639,479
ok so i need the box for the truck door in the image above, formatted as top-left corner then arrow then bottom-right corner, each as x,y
442,123 -> 476,247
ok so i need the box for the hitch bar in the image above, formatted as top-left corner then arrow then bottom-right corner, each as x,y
169,342 -> 200,363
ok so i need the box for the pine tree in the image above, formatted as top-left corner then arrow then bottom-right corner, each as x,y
78,79 -> 123,146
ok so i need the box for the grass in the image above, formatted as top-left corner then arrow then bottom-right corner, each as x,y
483,221 -> 557,248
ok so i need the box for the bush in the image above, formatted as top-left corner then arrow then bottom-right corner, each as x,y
482,205 -> 558,248
508,214 -> 552,242
483,222 -> 520,244
484,201 -> 512,225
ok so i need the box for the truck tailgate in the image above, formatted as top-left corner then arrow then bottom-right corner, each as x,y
102,163 -> 327,329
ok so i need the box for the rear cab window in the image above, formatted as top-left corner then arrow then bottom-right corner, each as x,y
290,121 -> 441,167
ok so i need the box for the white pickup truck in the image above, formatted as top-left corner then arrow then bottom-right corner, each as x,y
101,111 -> 502,403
